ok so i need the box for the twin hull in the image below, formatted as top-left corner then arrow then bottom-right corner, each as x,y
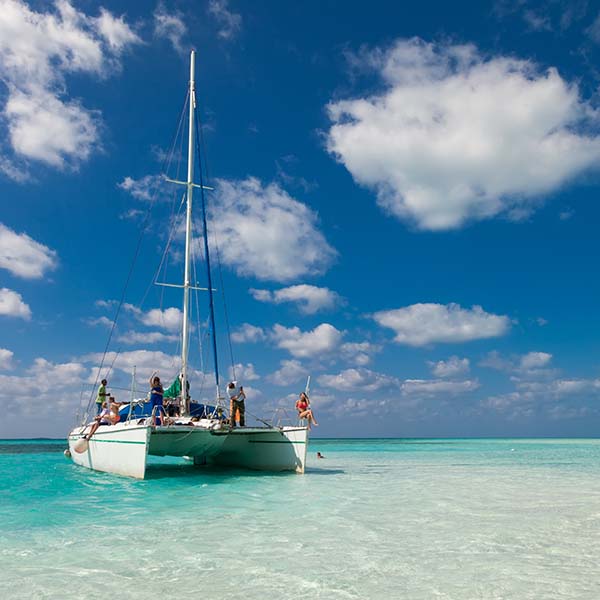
68,422 -> 308,479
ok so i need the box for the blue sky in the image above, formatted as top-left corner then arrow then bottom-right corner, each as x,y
2,0 -> 600,438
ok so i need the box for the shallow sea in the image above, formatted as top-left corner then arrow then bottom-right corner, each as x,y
2,438 -> 600,599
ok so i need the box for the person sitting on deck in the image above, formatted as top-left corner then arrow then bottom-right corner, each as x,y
296,392 -> 318,429
149,372 -> 165,426
84,402 -> 120,439
227,381 -> 246,428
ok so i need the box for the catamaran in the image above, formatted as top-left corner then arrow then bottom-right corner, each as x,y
66,51 -> 309,479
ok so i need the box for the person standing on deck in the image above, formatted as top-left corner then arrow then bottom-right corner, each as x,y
227,381 -> 246,428
95,379 -> 108,414
149,372 -> 164,426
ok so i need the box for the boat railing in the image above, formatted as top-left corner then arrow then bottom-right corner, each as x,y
272,407 -> 304,428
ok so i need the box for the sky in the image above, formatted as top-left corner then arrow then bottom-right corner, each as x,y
2,0 -> 600,439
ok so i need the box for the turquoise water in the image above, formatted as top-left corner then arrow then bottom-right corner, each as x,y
2,438 -> 600,599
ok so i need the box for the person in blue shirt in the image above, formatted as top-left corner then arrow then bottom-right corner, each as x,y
149,372 -> 164,426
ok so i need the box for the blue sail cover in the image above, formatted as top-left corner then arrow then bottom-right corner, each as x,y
118,401 -> 220,420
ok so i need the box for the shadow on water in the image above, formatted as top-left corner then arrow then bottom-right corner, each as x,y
144,463 -> 345,480
305,467 -> 345,475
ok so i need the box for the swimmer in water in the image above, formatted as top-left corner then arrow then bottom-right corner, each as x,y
317,451 -> 325,459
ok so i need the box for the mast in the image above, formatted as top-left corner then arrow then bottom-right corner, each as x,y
181,50 -> 195,416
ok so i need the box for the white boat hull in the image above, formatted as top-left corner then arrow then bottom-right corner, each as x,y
68,422 -> 151,479
68,422 -> 308,478
206,426 -> 308,473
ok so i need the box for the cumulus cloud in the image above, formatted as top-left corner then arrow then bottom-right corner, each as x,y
0,348 -> 14,370
116,330 -> 179,345
271,323 -> 343,358
326,38 -> 600,230
0,287 -> 31,319
153,3 -> 187,54
124,305 -> 183,333
250,284 -> 342,314
0,0 -> 140,170
118,176 -> 336,282
519,351 -> 552,370
5,89 -> 99,167
480,350 -> 556,379
340,341 -> 381,366
0,222 -> 57,278
84,315 -> 114,329
400,378 -> 479,397
211,177 -> 336,282
373,303 -> 510,346
229,362 -> 259,382
268,359 -> 308,386
428,356 -> 470,378
207,0 -> 242,40
231,323 -> 266,343
95,8 -> 141,51
82,349 -> 178,381
318,368 -> 401,392
0,357 -> 87,417
483,375 -> 600,420
118,175 -> 165,201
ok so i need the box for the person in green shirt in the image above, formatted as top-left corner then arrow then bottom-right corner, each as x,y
96,379 -> 108,415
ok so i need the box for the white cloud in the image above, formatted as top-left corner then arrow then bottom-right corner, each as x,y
118,175 -> 164,201
271,323 -> 343,358
0,222 -> 57,278
0,348 -> 14,369
231,323 -> 266,343
483,375 -> 600,420
519,351 -> 552,370
229,362 -> 259,382
95,8 -> 141,51
268,359 -> 308,386
481,350 -> 556,379
0,287 -> 31,319
318,367 -> 401,392
84,315 -> 113,329
401,378 -> 479,397
428,356 -> 470,378
208,0 -> 242,40
373,303 -> 510,346
250,284 -> 342,314
153,3 -> 187,54
5,88 -> 99,168
211,177 -> 336,282
123,304 -> 182,333
116,330 -> 179,345
0,0 -> 140,170
326,38 -> 600,230
340,341 -> 381,366
0,357 -> 88,418
82,349 -> 179,382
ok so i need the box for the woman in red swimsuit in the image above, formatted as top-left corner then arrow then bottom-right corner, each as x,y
295,392 -> 318,429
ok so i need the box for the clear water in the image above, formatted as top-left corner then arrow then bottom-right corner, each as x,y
2,438 -> 600,599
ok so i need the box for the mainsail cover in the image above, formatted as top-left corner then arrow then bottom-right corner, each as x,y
164,376 -> 181,399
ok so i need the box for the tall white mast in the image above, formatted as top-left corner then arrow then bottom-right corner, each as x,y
181,49 -> 196,416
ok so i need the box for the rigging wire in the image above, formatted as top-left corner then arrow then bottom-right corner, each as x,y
192,98 -> 220,395
194,98 -> 237,382
83,90 -> 190,420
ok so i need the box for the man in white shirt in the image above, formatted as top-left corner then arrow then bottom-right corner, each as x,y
227,381 -> 246,428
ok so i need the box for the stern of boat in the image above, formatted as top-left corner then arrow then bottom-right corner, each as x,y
210,425 -> 308,473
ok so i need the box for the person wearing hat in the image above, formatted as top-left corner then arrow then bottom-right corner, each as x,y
95,379 -> 108,415
227,381 -> 246,428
